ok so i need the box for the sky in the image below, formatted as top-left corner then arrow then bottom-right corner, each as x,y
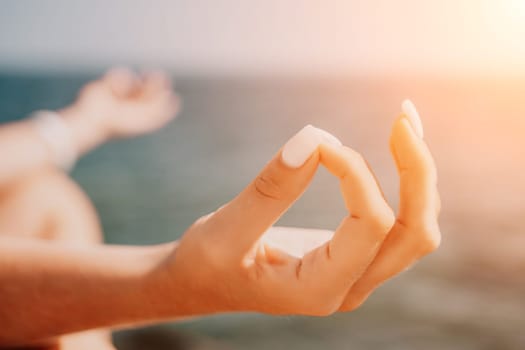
1,0 -> 525,76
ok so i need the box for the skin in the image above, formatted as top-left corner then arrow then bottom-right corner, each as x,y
0,69 -> 441,349
0,68 -> 179,349
0,168 -> 115,350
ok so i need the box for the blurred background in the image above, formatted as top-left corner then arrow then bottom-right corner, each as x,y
1,0 -> 525,349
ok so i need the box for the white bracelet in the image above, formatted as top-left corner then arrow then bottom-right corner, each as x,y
31,110 -> 78,172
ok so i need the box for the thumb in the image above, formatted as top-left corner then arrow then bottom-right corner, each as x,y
215,125 -> 341,257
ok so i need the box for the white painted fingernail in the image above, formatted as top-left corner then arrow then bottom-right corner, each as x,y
281,125 -> 341,168
316,128 -> 343,146
402,99 -> 424,138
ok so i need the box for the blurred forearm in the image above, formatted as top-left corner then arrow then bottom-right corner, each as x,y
0,68 -> 178,184
0,107 -> 106,185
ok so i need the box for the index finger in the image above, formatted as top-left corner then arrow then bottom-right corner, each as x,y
213,125 -> 342,257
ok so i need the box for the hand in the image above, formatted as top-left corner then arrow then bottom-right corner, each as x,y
61,68 -> 180,153
157,110 -> 440,317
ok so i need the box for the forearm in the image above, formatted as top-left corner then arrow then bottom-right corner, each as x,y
0,237 -> 174,346
0,69 -> 178,184
0,107 -> 105,185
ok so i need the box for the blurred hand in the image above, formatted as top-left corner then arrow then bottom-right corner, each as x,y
158,114 -> 440,317
62,68 -> 179,153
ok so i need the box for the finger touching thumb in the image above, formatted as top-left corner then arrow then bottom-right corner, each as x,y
216,125 -> 341,255
281,125 -> 342,168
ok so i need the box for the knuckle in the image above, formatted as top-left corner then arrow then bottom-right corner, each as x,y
253,174 -> 283,200
422,228 -> 441,253
349,151 -> 365,165
186,212 -> 216,236
372,209 -> 395,230
340,148 -> 367,174
413,221 -> 441,255
396,218 -> 441,256
361,207 -> 395,235
343,146 -> 364,161
330,146 -> 357,176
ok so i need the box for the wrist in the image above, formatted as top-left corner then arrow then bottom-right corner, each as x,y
135,242 -> 187,320
140,241 -> 221,319
30,110 -> 78,171
59,105 -> 108,155
84,242 -> 180,326
151,237 -> 235,318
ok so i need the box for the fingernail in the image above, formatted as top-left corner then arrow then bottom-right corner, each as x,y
316,128 -> 343,147
281,125 -> 341,168
401,99 -> 424,138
